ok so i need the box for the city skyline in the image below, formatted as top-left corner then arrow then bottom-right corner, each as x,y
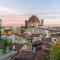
0,0 -> 60,26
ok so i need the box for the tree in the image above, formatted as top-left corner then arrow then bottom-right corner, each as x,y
50,38 -> 60,60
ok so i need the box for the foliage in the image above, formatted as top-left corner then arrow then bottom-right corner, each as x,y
44,53 -> 50,60
50,37 -> 60,60
3,37 -> 9,47
2,36 -> 10,53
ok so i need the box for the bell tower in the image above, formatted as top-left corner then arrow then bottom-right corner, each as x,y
0,19 -> 2,41
25,20 -> 28,29
41,19 -> 44,26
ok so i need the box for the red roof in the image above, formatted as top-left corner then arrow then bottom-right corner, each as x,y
28,15 -> 40,23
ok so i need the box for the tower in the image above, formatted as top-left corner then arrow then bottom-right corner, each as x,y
25,20 -> 28,29
0,19 -> 2,49
41,19 -> 44,26
0,19 -> 2,41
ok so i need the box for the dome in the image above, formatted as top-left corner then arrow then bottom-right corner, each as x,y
28,15 -> 40,23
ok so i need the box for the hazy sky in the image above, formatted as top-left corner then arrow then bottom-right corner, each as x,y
0,0 -> 60,26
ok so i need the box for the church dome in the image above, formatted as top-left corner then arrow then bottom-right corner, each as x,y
28,15 -> 40,23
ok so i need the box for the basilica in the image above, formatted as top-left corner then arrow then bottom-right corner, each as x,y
24,15 -> 48,36
25,15 -> 44,28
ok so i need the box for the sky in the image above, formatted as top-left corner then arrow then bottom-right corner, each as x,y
0,0 -> 60,26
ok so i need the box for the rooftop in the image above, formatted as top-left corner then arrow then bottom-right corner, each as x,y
28,15 -> 40,23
